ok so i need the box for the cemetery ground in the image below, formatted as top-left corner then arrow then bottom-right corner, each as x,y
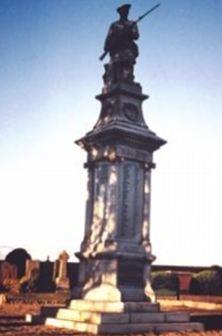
1,294 -> 222,335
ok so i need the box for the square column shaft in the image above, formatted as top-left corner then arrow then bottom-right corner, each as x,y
74,83 -> 166,302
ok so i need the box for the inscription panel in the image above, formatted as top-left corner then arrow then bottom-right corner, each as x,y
116,145 -> 151,163
119,161 -> 144,239
90,163 -> 109,244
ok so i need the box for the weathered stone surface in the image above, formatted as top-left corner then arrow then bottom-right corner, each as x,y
130,312 -> 165,323
69,300 -> 160,313
56,309 -> 129,324
46,318 -> 94,333
44,306 -> 191,326
0,294 -> 7,305
0,261 -> 18,282
25,260 -> 40,280
41,306 -> 65,316
45,317 -> 204,334
43,298 -> 204,334
165,312 -> 190,322
155,322 -> 204,333
124,301 -> 160,312
98,322 -> 154,334
74,66 -> 166,304
26,314 -> 46,324
55,250 -> 70,291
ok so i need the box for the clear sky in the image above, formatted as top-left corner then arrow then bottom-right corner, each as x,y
0,0 -> 221,266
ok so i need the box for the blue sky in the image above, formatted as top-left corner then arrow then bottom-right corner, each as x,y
0,0 -> 221,265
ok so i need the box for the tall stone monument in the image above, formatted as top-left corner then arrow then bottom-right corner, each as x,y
73,3 -> 165,303
31,4 -> 203,333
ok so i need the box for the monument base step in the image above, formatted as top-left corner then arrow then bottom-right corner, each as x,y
45,317 -> 204,334
69,299 -> 160,312
56,309 -> 190,324
26,300 -> 204,334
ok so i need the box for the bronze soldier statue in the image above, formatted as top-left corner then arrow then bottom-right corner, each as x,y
104,4 -> 139,63
100,3 -> 160,91
101,4 -> 139,87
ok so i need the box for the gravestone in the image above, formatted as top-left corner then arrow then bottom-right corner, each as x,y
29,3 -> 204,333
38,260 -> 55,292
0,261 -> 18,293
5,248 -> 31,278
0,294 -> 7,304
0,261 -> 17,282
55,251 -> 70,291
25,260 -> 40,280
53,259 -> 59,281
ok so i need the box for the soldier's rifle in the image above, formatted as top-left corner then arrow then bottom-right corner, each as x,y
99,3 -> 161,61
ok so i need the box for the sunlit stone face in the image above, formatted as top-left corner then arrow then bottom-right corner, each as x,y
108,149 -> 116,162
110,170 -> 117,185
91,147 -> 98,159
144,181 -> 150,194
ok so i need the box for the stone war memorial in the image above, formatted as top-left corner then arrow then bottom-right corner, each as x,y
29,3 -> 204,334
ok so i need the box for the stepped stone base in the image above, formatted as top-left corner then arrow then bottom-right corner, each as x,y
26,299 -> 204,334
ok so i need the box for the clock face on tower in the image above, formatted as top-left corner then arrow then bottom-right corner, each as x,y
123,103 -> 139,122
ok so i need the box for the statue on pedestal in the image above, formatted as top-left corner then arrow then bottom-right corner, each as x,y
101,4 -> 139,86
100,3 -> 160,91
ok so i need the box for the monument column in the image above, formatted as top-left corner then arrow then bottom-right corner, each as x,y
73,3 -> 166,302
75,81 -> 165,301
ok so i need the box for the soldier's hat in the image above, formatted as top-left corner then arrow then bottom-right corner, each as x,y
117,4 -> 131,15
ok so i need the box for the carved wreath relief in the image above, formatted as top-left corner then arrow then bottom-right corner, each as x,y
123,103 -> 139,122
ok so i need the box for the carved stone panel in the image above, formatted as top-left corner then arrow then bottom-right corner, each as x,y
89,163 -> 109,245
105,164 -> 118,242
118,161 -> 144,240
116,145 -> 151,163
123,103 -> 139,122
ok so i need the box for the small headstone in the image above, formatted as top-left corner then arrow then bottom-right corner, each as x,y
53,259 -> 59,280
55,250 -> 70,291
0,261 -> 19,293
25,259 -> 40,280
0,294 -> 7,305
25,260 -> 40,280
38,260 -> 55,292
0,261 -> 18,282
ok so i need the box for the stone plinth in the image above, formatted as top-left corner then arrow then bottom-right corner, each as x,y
28,299 -> 203,334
